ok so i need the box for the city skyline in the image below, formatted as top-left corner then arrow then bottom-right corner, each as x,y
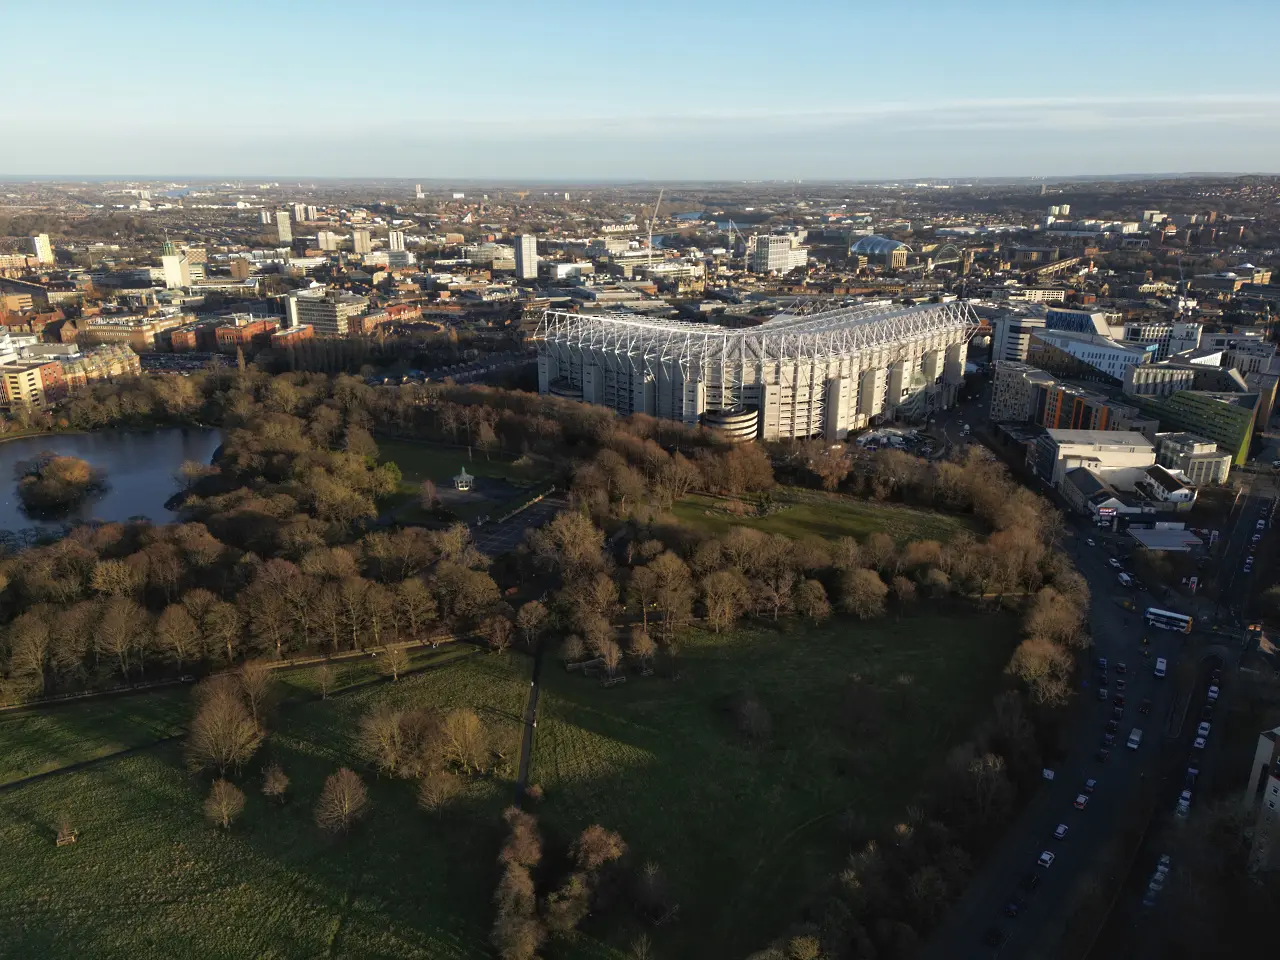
6,0 -> 1280,179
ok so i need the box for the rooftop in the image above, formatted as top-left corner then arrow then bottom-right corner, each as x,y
1047,428 -> 1154,449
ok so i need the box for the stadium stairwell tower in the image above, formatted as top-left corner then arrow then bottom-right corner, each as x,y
535,300 -> 979,441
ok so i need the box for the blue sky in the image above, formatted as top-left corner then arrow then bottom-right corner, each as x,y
5,0 -> 1280,179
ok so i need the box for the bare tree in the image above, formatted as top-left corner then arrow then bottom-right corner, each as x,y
396,577 -> 438,639
891,576 -> 917,605
838,568 -> 889,620
238,660 -> 274,724
441,707 -> 488,774
598,638 -> 623,678
514,600 -> 547,648
481,612 -> 515,654
380,643 -> 410,681
316,663 -> 336,699
359,705 -> 406,777
793,579 -> 831,622
156,604 -> 201,669
419,478 -> 439,510
417,771 -> 461,813
314,768 -> 369,833
204,779 -> 246,830
187,680 -> 264,775
262,763 -> 290,803
628,627 -> 656,665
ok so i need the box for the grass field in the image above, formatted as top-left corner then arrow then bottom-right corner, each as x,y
531,611 -> 1020,958
378,438 -> 553,523
0,689 -> 191,786
0,651 -> 533,960
672,486 -> 981,543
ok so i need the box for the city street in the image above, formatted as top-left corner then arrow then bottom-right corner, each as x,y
925,464 -> 1264,960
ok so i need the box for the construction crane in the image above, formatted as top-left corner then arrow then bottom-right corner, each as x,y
645,188 -> 664,269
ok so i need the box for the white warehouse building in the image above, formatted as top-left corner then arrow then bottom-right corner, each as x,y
536,300 -> 978,441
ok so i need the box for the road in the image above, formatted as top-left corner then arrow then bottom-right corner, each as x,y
471,495 -> 567,556
925,480 -> 1263,959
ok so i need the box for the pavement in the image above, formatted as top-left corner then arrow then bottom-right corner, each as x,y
471,494 -> 567,556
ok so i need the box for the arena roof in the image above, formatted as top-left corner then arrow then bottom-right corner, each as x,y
537,299 -> 979,362
850,235 -> 911,256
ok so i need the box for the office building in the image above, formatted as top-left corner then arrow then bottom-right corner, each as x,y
1155,432 -> 1232,485
749,234 -> 809,274
990,361 -> 1057,421
1243,725 -> 1280,873
537,300 -> 977,441
1123,321 -> 1202,360
276,212 -> 292,243
992,314 -> 1047,363
1045,307 -> 1116,336
1130,391 -> 1258,465
388,230 -> 405,252
352,229 -> 372,255
1028,330 -> 1156,384
286,291 -> 370,336
160,253 -> 190,289
516,234 -> 538,280
1034,429 -> 1155,488
990,361 -> 1156,437
30,234 -> 54,265
1123,363 -> 1198,398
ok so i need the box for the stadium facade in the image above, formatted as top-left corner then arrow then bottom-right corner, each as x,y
536,300 -> 979,441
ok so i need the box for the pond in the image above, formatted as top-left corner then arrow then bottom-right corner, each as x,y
0,428 -> 222,540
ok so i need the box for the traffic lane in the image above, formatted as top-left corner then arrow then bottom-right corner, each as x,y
931,557 -> 1155,958
1009,644 -> 1180,957
1112,653 -> 1224,958
1217,488 -> 1265,606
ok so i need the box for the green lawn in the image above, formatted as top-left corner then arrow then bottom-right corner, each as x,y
378,437 -> 550,487
0,652 -> 532,960
0,688 -> 191,786
531,611 -> 1020,959
672,487 -> 981,543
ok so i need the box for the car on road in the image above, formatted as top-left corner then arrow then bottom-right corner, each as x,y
1086,538 -> 1096,546
1102,733 -> 1116,747
1150,872 -> 1168,890
1155,657 -> 1168,678
1259,519 -> 1267,530
1208,684 -> 1220,702
1098,686 -> 1110,701
1116,678 -> 1127,691
1253,534 -> 1263,543
1106,719 -> 1119,733
1175,800 -> 1190,819
1074,793 -> 1090,810
1186,767 -> 1199,787
1140,697 -> 1153,714
1037,851 -> 1056,868
1193,736 -> 1207,751
1113,706 -> 1125,720
1159,853 -> 1172,869
1096,748 -> 1111,762
1108,558 -> 1123,570
1245,558 -> 1254,573
1054,823 -> 1069,840
1116,661 -> 1127,674
1084,778 -> 1097,793
1097,656 -> 1109,671
1127,728 -> 1144,749
1197,721 -> 1212,738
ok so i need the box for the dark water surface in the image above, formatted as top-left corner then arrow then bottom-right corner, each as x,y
0,428 -> 221,536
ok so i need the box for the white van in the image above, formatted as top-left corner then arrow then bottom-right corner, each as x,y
1118,573 -> 1134,587
1154,657 -> 1168,678
1127,728 -> 1144,750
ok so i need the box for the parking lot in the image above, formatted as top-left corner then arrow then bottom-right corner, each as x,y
471,495 -> 566,555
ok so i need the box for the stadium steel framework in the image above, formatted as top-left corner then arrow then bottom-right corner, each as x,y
536,299 -> 979,441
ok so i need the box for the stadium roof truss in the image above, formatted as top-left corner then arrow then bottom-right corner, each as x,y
536,300 -> 981,369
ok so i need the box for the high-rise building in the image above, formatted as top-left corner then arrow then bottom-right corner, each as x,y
276,212 -> 292,243
160,253 -> 190,289
305,205 -> 318,221
292,203 -> 308,223
515,235 -> 538,280
317,231 -> 341,252
749,234 -> 809,274
259,210 -> 273,225
352,229 -> 372,255
286,291 -> 370,336
30,234 -> 54,264
414,184 -> 425,199
388,230 -> 405,252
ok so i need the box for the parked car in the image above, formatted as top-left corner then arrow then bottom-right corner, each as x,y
1074,794 -> 1089,810
1116,679 -> 1127,691
1154,657 -> 1167,678
1106,720 -> 1119,733
1097,657 -> 1109,671
1198,722 -> 1212,738
1084,778 -> 1098,793
1096,748 -> 1111,762
1116,662 -> 1127,674
1098,687 -> 1110,701
1054,823 -> 1069,840
1108,558 -> 1123,570
1037,851 -> 1056,868
1208,685 -> 1220,702
1193,736 -> 1207,750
